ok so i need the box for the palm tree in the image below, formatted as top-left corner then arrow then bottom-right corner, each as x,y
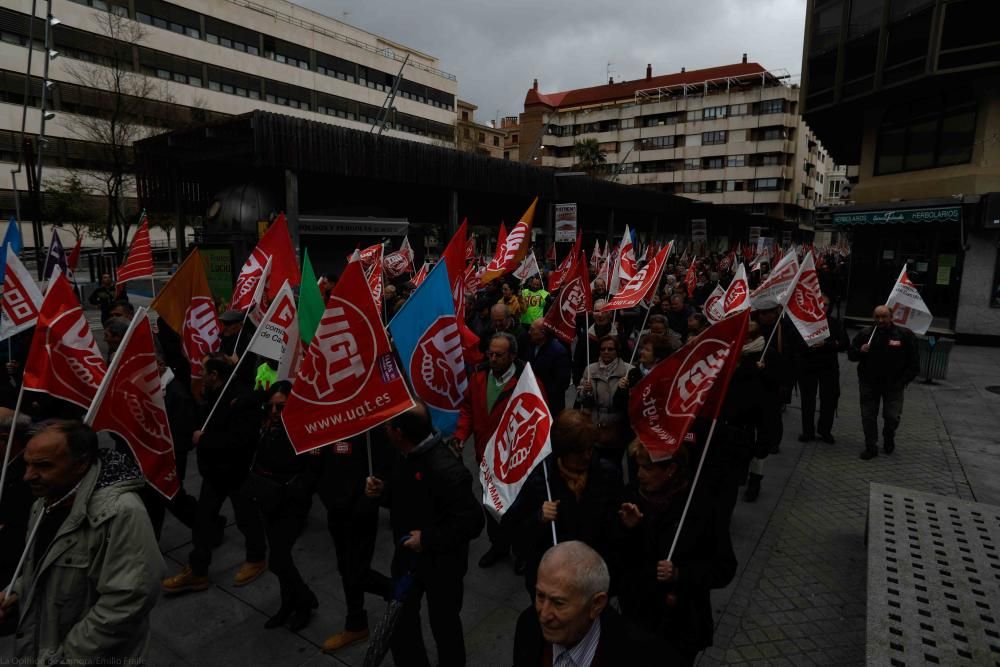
573,138 -> 607,174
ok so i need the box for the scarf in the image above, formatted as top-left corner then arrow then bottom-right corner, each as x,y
741,336 -> 765,356
558,458 -> 589,501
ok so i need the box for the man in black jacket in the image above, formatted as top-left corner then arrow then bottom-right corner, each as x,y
797,294 -> 850,444
366,402 -> 484,667
520,320 -> 571,416
849,305 -> 920,459
513,541 -> 671,667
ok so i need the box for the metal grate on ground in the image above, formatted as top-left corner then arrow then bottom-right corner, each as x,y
867,483 -> 1000,666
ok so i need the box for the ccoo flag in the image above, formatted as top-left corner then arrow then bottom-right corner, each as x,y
479,362 -> 553,519
283,258 -> 414,454
886,264 -> 933,335
388,261 -> 468,436
85,309 -> 179,499
0,246 -> 43,340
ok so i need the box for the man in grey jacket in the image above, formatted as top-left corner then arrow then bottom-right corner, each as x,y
0,421 -> 164,663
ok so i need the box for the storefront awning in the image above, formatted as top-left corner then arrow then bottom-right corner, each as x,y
831,205 -> 961,225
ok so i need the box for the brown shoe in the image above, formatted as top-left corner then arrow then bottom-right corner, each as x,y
322,628 -> 370,653
162,565 -> 209,594
233,560 -> 267,587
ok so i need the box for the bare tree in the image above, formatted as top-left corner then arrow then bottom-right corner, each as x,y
45,173 -> 104,242
64,10 -> 171,261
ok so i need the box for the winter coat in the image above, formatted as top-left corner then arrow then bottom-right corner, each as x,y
520,337 -> 571,415
578,357 -> 632,428
11,450 -> 164,663
848,324 -> 920,388
797,315 -> 850,373
454,361 -> 525,463
572,322 -> 626,384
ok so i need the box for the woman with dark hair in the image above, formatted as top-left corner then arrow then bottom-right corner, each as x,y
617,440 -> 737,665
246,381 -> 321,631
504,409 -> 624,597
577,335 -> 632,471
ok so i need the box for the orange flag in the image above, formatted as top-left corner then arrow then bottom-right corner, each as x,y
480,198 -> 538,285
151,248 -> 221,378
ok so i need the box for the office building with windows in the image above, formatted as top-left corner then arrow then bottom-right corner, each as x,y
519,58 -> 829,231
801,0 -> 1000,340
455,99 -> 505,158
0,0 -> 458,223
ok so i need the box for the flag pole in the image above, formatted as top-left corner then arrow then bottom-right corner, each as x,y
0,384 -> 26,509
667,418 -> 718,562
365,430 -> 374,477
759,307 -> 784,360
584,311 -> 592,383
628,302 -> 654,367
200,351 -> 249,432
542,458 -> 558,546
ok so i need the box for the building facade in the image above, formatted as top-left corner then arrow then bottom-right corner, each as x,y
1,0 -> 458,229
519,59 -> 830,232
801,0 -> 1000,341
455,99 -> 505,158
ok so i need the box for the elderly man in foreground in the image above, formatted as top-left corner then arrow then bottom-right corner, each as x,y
0,421 -> 164,662
513,541 -> 672,666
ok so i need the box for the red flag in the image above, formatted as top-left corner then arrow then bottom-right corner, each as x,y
645,241 -> 657,263
684,258 -> 698,299
22,270 -> 107,408
67,236 -> 82,272
490,223 -> 508,265
357,243 -> 383,271
85,310 -> 179,499
546,243 -> 556,264
464,228 -> 475,262
722,264 -> 750,316
542,251 -> 591,344
610,226 -> 637,294
628,310 -> 749,460
703,285 -> 726,324
463,264 -> 479,298
367,245 -> 384,317
784,252 -> 830,345
115,215 -> 154,283
151,249 -> 221,379
602,242 -> 673,312
441,220 -> 468,319
548,234 -> 581,291
412,262 -> 431,287
232,213 -> 300,310
481,199 -> 538,284
283,259 -> 414,453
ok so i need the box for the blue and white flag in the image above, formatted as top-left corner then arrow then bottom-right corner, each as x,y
42,229 -> 68,281
388,261 -> 468,436
0,217 -> 22,280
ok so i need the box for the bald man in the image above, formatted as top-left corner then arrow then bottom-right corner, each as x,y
848,305 -> 920,460
513,541 -> 670,666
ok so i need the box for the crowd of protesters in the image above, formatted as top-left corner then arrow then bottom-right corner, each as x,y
0,241 -> 923,667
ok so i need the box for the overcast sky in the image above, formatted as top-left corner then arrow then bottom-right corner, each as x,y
294,0 -> 808,125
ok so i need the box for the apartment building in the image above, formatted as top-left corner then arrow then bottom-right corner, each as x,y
520,59 -> 829,228
500,115 -> 519,161
0,0 -> 458,217
455,99 -> 505,158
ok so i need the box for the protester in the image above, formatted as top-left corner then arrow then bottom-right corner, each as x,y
686,312 -> 708,340
504,410 -> 623,596
848,305 -> 920,459
479,303 -> 525,354
513,541 -> 668,666
88,273 -> 116,322
519,274 -> 550,325
0,421 -> 164,662
618,440 -> 737,665
367,402 -> 484,667
0,409 -> 34,585
157,350 -> 199,529
520,319 -> 571,415
665,295 -> 693,339
498,281 -> 525,320
591,278 -> 609,303
108,298 -> 135,321
572,301 -> 623,384
577,335 -> 632,471
102,316 -> 130,361
454,332 -> 525,568
797,294 -> 850,443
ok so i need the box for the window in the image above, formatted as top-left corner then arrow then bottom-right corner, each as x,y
726,180 -> 746,192
478,132 -> 485,143
703,157 -> 724,169
703,106 -> 727,120
621,118 -> 635,130
700,180 -> 724,194
729,103 -> 748,116
504,151 -> 510,160
637,135 -> 676,150
758,153 -> 784,166
759,127 -> 788,141
684,158 -> 700,170
463,127 -> 471,139
512,134 -> 519,143
702,131 -> 727,145
759,99 -> 784,115
727,155 -> 746,167
752,178 -> 780,191
875,89 -> 977,174
492,136 -> 500,146
461,111 -> 469,121
683,182 -> 700,193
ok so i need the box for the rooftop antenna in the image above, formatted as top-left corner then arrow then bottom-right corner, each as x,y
606,61 -> 614,84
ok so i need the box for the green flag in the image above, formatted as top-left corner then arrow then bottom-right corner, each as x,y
299,249 -> 324,344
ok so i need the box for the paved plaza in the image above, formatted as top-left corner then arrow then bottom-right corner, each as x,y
3,336 -> 998,666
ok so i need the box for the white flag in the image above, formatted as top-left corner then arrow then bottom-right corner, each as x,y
248,280 -> 298,375
512,252 -> 541,282
750,251 -> 799,310
480,363 -> 552,520
247,256 -> 273,327
886,265 -> 933,335
610,225 -> 637,294
722,263 -> 750,316
782,252 -> 830,345
703,284 -> 726,324
0,246 -> 44,340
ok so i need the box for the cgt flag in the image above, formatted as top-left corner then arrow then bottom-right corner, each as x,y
232,213 -> 299,310
886,264 -> 933,335
722,263 -> 750,317
389,261 -> 468,436
85,309 -> 179,499
783,252 -> 830,345
602,242 -> 673,312
542,251 -> 591,344
22,268 -> 107,408
151,249 -> 221,378
628,310 -> 749,461
479,362 -> 552,519
750,251 -> 799,310
0,246 -> 43,340
283,258 -> 414,454
481,198 -> 538,284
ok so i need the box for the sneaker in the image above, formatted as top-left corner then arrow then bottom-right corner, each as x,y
322,628 -> 370,653
162,565 -> 209,594
233,560 -> 267,587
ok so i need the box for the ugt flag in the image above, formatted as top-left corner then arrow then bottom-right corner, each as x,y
388,261 -> 468,436
542,251 -> 591,344
481,198 -> 538,284
887,264 -> 933,335
232,213 -> 299,310
703,284 -> 725,324
0,246 -> 43,340
23,268 -> 107,408
480,362 -> 552,519
628,310 -> 749,461
722,263 -> 750,316
610,224 -> 638,294
150,249 -> 221,378
783,252 -> 830,345
602,241 -> 673,312
750,251 -> 799,310
283,258 -> 414,454
85,308 -> 179,499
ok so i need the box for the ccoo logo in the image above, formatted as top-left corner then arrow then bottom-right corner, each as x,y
411,316 -> 467,411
